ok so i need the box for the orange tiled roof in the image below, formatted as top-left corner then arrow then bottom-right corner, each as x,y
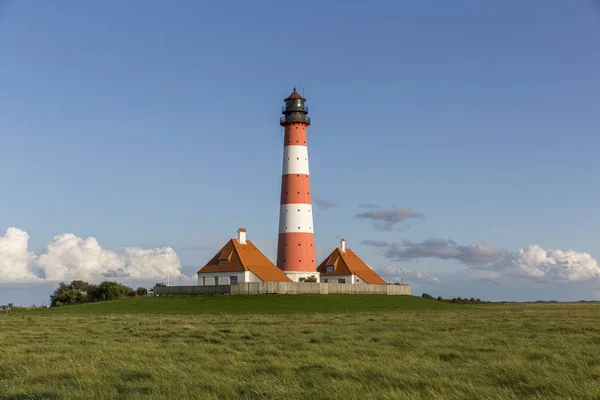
198,239 -> 291,282
317,247 -> 387,285
285,87 -> 304,100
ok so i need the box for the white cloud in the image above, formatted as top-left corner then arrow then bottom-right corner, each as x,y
0,227 -> 183,283
488,244 -> 600,282
377,265 -> 440,283
0,228 -> 39,282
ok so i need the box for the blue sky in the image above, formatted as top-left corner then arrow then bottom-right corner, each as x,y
1,0 -> 600,305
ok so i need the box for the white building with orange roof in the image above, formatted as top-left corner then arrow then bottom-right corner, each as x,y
317,239 -> 387,285
197,228 -> 292,286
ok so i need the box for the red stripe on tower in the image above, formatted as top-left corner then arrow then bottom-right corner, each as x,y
276,88 -> 318,282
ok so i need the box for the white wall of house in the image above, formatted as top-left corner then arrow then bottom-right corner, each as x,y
243,271 -> 263,283
320,275 -> 355,284
197,271 -> 261,286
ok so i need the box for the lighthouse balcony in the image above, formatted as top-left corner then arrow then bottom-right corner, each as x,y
280,116 -> 311,125
282,105 -> 308,114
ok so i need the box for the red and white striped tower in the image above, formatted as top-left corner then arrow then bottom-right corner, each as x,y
276,88 -> 319,282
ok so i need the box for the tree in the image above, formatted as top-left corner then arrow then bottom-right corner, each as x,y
421,293 -> 434,300
70,280 -> 89,292
136,287 -> 148,297
96,281 -> 133,301
50,280 -> 135,307
50,282 -> 89,307
436,296 -> 443,302
87,285 -> 100,301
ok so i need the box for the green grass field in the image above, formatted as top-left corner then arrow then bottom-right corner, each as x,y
2,295 -> 600,399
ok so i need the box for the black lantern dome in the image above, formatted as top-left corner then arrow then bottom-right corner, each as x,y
281,88 -> 310,126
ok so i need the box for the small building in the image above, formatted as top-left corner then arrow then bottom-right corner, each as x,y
197,228 -> 292,286
317,239 -> 387,284
0,303 -> 13,312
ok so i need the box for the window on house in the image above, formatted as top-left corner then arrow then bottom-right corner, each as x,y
218,249 -> 232,264
214,277 -> 219,285
326,265 -> 334,273
202,277 -> 206,286
323,279 -> 328,283
338,279 -> 346,284
230,276 -> 238,285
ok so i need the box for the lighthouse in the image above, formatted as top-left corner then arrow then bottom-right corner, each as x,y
276,88 -> 319,282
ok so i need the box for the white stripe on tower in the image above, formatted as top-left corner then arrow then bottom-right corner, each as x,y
282,146 -> 310,175
279,204 -> 314,233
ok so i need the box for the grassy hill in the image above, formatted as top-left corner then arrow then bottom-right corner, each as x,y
32,294 -> 454,315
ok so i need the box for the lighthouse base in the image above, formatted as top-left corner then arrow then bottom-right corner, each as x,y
284,271 -> 321,283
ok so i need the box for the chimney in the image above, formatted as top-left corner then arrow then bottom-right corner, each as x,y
340,238 -> 346,252
238,228 -> 247,244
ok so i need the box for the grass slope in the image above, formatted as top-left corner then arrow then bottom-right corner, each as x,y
31,294 -> 453,315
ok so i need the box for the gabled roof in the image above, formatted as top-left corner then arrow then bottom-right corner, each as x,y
198,239 -> 291,282
285,87 -> 305,100
317,247 -> 387,285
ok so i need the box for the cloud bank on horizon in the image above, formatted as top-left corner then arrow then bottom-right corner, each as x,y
3,225 -> 598,288
364,238 -> 600,283
0,227 -> 183,283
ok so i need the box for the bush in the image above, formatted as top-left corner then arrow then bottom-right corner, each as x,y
299,275 -> 318,283
421,293 -> 434,300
